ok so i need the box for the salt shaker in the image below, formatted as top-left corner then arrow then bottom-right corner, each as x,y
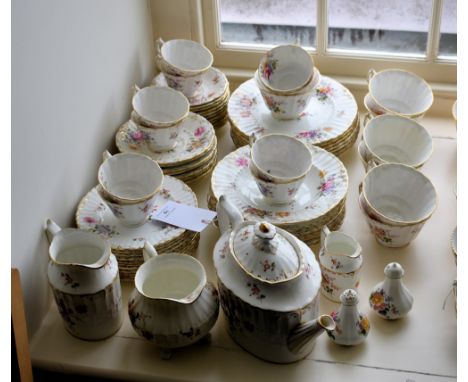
369,262 -> 414,320
327,289 -> 370,346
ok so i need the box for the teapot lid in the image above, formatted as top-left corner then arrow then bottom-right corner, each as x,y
229,221 -> 304,284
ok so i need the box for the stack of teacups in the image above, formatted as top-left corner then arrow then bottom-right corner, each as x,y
131,85 -> 189,153
255,44 -> 319,120
97,151 -> 163,227
358,162 -> 437,247
358,114 -> 433,171
249,134 -> 314,204
364,69 -> 433,120
119,84 -> 217,183
154,38 -> 229,129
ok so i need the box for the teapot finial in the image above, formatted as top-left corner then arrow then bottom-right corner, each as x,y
143,241 -> 159,262
217,195 -> 243,234
45,219 -> 62,244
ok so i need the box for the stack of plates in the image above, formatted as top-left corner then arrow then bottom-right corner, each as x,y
152,67 -> 230,129
76,176 -> 200,280
116,112 -> 218,184
228,76 -> 359,156
208,145 -> 348,247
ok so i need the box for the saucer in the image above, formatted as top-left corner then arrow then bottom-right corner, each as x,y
116,112 -> 215,167
228,76 -> 357,147
152,67 -> 228,107
211,145 -> 348,225
163,143 -> 217,175
76,176 -> 197,252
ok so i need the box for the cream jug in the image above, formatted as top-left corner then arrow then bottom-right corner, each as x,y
213,195 -> 335,364
128,242 -> 219,359
319,225 -> 363,302
45,219 -> 123,340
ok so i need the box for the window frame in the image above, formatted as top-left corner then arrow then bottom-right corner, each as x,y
197,0 -> 456,85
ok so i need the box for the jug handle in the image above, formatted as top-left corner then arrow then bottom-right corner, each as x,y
102,150 -> 112,162
143,241 -> 159,262
320,225 -> 330,249
45,219 -> 62,244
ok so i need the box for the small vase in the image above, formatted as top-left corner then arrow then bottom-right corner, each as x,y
369,262 -> 414,320
327,289 -> 370,346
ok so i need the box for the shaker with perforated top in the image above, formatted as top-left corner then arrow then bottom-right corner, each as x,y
369,262 -> 414,320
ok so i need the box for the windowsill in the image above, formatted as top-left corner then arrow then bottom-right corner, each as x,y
30,114 -> 457,381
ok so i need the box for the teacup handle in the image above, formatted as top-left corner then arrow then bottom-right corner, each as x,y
365,158 -> 379,172
367,69 -> 377,83
155,38 -> 164,57
361,112 -> 372,130
102,150 -> 112,162
249,133 -> 257,147
132,84 -> 141,97
320,225 -> 330,249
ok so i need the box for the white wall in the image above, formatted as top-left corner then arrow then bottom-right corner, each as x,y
12,0 -> 155,339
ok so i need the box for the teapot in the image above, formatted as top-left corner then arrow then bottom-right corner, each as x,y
45,219 -> 123,340
128,242 -> 219,359
213,196 -> 335,363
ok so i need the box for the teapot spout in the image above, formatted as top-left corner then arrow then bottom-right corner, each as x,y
287,315 -> 335,355
217,195 -> 244,234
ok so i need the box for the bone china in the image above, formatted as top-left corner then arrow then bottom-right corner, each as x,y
45,219 -> 123,340
319,226 -> 363,302
256,67 -> 321,120
249,134 -> 314,204
258,44 -> 314,94
213,195 -> 335,363
128,242 -> 219,359
358,164 -> 436,247
98,151 -> 163,226
362,114 -> 433,169
367,69 -> 433,118
156,38 -> 213,77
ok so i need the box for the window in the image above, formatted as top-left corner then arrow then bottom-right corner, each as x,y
200,0 -> 456,85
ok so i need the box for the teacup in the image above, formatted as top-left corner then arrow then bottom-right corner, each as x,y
362,114 -> 433,169
162,71 -> 203,100
359,163 -> 436,246
256,67 -> 321,120
249,134 -> 313,204
98,151 -> 163,226
258,44 -> 314,93
132,86 -> 189,151
319,226 -> 363,302
156,38 -> 213,77
367,69 -> 433,118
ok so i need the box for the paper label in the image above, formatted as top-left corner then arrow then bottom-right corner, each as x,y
151,201 -> 217,232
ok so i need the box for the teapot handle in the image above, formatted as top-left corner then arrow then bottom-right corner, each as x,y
45,219 -> 62,244
143,241 -> 159,262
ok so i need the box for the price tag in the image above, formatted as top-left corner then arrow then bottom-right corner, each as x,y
151,201 -> 217,232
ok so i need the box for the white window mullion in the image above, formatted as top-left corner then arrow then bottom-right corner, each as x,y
315,0 -> 328,55
426,0 -> 443,62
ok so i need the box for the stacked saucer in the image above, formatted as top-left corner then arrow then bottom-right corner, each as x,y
76,175 -> 200,280
208,145 -> 349,246
116,112 -> 218,184
228,76 -> 359,156
152,67 -> 230,129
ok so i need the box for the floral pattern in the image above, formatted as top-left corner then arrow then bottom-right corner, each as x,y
247,282 -> 266,300
261,55 -> 278,80
125,128 -> 149,148
315,85 -> 333,101
263,94 -> 284,114
87,223 -> 120,238
295,127 -> 333,143
369,288 -> 400,318
370,225 -> 393,243
235,156 -> 249,167
317,171 -> 338,196
61,272 -> 80,289
238,95 -> 256,118
261,259 -> 276,273
357,314 -> 370,336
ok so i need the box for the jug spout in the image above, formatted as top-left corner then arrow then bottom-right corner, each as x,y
217,195 -> 244,234
45,219 -> 62,244
287,315 -> 335,355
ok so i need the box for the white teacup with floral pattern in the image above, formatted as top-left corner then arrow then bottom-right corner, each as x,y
249,134 -> 314,204
162,71 -> 204,100
98,151 -> 163,226
256,67 -> 320,120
